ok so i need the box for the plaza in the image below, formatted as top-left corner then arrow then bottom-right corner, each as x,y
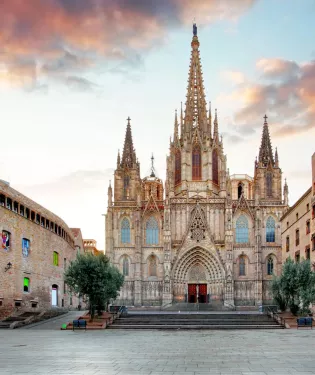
1,328 -> 315,375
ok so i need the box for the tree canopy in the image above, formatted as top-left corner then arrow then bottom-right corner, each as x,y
64,252 -> 124,320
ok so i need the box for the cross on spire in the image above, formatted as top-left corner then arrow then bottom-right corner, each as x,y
264,114 -> 268,123
150,153 -> 156,178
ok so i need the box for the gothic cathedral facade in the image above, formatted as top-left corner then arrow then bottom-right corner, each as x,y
105,25 -> 289,308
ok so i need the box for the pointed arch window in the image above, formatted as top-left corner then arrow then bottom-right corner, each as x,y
192,145 -> 201,180
148,255 -> 157,276
266,216 -> 275,242
212,148 -> 219,185
122,256 -> 129,276
236,215 -> 249,243
239,256 -> 246,276
267,257 -> 274,275
146,217 -> 159,245
121,218 -> 130,244
175,149 -> 181,185
266,172 -> 272,197
123,175 -> 130,199
238,183 -> 243,199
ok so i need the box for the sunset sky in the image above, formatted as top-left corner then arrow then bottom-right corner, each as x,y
0,0 -> 314,249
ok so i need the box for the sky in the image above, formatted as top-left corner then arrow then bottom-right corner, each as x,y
0,0 -> 314,250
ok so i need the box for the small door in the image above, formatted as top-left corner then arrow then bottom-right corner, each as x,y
52,285 -> 58,306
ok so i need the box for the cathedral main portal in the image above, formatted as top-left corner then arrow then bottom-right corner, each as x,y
188,284 -> 207,303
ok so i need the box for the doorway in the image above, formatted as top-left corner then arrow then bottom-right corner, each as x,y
52,284 -> 58,306
188,284 -> 207,303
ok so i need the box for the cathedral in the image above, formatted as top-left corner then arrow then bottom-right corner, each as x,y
105,24 -> 289,308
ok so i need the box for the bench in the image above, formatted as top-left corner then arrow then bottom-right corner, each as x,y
72,319 -> 87,331
297,317 -> 313,329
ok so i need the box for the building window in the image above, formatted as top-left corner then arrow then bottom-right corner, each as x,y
305,246 -> 310,260
267,257 -> 274,275
212,149 -> 219,185
312,204 -> 315,219
148,255 -> 157,277
235,215 -> 249,243
123,175 -> 130,199
175,149 -> 181,185
296,229 -> 300,246
307,203 -> 310,211
239,256 -> 246,276
296,213 -> 299,221
24,277 -> 30,293
287,221 -> 289,228
192,145 -> 201,180
53,251 -> 59,266
6,198 -> 12,210
64,258 -> 67,269
266,216 -> 276,242
122,256 -> 129,276
22,238 -> 30,257
266,172 -> 272,197
295,251 -> 300,263
1,230 -> 10,251
146,217 -> 159,245
312,235 -> 315,251
121,218 -> 131,244
306,220 -> 310,234
286,236 -> 290,252
0,194 -> 5,206
237,183 -> 243,199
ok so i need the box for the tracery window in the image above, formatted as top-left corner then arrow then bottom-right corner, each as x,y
192,145 -> 201,180
266,172 -> 272,197
122,256 -> 129,276
123,175 -> 130,199
212,149 -> 219,185
238,183 -> 243,199
239,256 -> 246,276
148,255 -> 157,276
175,149 -> 181,185
266,216 -> 275,242
146,217 -> 159,245
267,257 -> 274,275
235,215 -> 249,243
121,218 -> 131,244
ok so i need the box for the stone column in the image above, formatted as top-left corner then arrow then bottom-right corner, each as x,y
162,200 -> 173,306
134,213 -> 142,306
224,197 -> 235,307
254,208 -> 263,305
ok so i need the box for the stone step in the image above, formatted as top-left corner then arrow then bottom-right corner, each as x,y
109,324 -> 283,330
114,320 -> 278,325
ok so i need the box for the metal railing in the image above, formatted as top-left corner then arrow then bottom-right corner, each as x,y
266,306 -> 286,328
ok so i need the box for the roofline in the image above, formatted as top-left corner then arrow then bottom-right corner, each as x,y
280,186 -> 312,221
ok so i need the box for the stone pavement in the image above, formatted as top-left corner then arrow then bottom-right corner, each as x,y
1,329 -> 315,375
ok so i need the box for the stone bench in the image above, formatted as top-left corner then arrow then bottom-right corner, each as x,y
297,317 -> 313,329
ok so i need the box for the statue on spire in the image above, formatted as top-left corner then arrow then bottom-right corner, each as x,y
193,23 -> 197,36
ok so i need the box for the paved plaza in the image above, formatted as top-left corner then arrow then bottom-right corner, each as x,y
1,328 -> 315,375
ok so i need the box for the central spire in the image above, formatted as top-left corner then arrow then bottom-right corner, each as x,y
258,115 -> 274,167
184,23 -> 208,134
121,117 -> 137,168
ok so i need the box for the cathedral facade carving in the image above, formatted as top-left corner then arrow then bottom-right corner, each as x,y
105,25 -> 288,308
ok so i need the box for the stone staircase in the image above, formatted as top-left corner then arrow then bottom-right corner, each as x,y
109,312 -> 284,330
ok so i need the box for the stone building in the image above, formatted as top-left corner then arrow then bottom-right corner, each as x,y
105,24 -> 288,308
281,153 -> 315,265
0,179 -> 80,316
83,239 -> 104,255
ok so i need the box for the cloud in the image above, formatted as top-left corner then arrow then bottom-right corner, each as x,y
0,0 -> 256,90
65,76 -> 100,92
222,70 -> 246,84
227,58 -> 315,139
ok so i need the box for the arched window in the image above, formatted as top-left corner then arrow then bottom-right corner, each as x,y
121,218 -> 131,244
175,149 -> 181,185
146,217 -> 159,245
212,148 -> 219,185
238,183 -> 243,199
122,256 -> 129,276
266,216 -> 276,242
266,172 -> 272,197
192,145 -> 201,180
236,215 -> 249,243
267,257 -> 274,275
123,175 -> 130,199
148,255 -> 157,276
239,256 -> 246,276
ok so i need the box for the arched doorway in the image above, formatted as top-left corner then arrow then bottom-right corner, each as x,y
172,247 -> 225,304
52,284 -> 58,306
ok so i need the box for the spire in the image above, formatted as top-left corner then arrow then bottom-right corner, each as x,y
208,101 -> 212,135
283,178 -> 289,205
173,109 -> 179,141
180,102 -> 184,136
258,115 -> 274,167
213,108 -> 219,141
150,153 -> 156,178
275,147 -> 279,167
121,117 -> 136,168
184,23 -> 208,133
117,150 -> 120,168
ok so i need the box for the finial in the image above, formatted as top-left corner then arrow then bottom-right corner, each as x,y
127,116 -> 131,125
150,153 -> 155,178
264,114 -> 268,124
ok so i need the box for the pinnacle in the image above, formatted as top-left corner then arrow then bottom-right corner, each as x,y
121,117 -> 136,168
258,114 -> 274,167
